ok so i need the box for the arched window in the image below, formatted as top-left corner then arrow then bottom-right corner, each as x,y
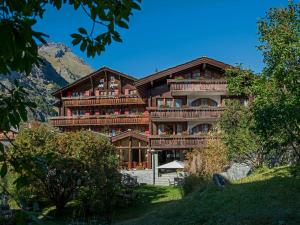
191,123 -> 212,134
191,98 -> 218,107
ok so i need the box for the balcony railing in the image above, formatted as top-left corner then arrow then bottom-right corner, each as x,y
50,115 -> 149,127
147,107 -> 225,121
150,135 -> 217,149
62,96 -> 146,107
167,79 -> 227,95
0,132 -> 16,141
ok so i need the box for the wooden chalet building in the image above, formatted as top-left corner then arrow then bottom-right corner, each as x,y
50,57 -> 245,170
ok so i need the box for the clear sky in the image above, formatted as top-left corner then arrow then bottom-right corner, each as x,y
34,0 -> 289,78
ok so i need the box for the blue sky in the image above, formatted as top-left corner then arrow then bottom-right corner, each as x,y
35,0 -> 289,78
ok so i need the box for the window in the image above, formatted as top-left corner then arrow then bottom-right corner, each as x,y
176,124 -> 183,135
166,99 -> 173,107
98,78 -> 105,88
157,99 -> 164,108
201,98 -> 208,106
192,70 -> 201,79
79,109 -> 85,116
174,99 -> 183,108
191,124 -> 212,134
191,98 -> 218,107
129,90 -> 137,96
240,99 -> 249,106
108,91 -> 115,97
72,109 -> 78,116
158,124 -> 164,135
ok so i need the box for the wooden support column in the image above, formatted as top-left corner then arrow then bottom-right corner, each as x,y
173,124 -> 176,135
90,76 -> 94,94
128,137 -> 132,169
138,141 -> 142,165
119,148 -> 123,167
147,149 -> 152,169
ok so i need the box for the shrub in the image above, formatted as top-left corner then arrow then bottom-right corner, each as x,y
186,136 -> 228,176
9,123 -> 121,221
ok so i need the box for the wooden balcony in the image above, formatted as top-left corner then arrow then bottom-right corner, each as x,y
62,96 -> 146,107
148,107 -> 225,122
50,115 -> 149,127
167,79 -> 227,95
0,132 -> 16,141
150,135 -> 217,149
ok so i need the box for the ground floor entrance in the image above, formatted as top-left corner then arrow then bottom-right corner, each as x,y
157,150 -> 186,165
112,131 -> 151,169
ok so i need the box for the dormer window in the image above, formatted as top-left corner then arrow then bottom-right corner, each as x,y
98,78 -> 105,88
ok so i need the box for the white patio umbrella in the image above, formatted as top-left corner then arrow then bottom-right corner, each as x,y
157,160 -> 185,169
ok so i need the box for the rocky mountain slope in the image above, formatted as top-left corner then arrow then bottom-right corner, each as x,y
0,42 -> 93,118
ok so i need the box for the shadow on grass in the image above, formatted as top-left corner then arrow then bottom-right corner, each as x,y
116,166 -> 300,225
112,185 -> 181,223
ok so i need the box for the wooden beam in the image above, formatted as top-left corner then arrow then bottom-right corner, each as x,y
128,137 -> 132,169
138,141 -> 142,165
90,76 -> 94,93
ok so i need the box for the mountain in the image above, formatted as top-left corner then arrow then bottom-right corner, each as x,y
0,42 -> 93,118
38,42 -> 93,84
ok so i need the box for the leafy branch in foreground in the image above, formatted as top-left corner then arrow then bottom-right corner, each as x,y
0,0 -> 141,178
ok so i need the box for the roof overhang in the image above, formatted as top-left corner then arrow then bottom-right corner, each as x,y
52,67 -> 137,97
111,130 -> 148,143
135,57 -> 233,87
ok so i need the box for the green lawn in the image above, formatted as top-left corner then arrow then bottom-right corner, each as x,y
116,166 -> 300,225
41,185 -> 182,225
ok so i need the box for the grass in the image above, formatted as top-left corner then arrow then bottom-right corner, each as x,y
112,185 -> 182,223
41,185 -> 181,225
116,166 -> 300,225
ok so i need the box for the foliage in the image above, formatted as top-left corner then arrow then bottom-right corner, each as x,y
187,135 -> 229,175
223,2 -> 300,166
0,0 -> 141,181
8,124 -> 121,221
220,99 -> 265,167
254,1 -> 300,161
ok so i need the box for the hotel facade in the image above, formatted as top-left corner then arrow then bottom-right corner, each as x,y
50,57 -> 244,169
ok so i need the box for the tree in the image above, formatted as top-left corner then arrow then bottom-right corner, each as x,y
219,99 -> 265,167
254,1 -> 300,161
9,123 -> 120,218
223,1 -> 300,166
0,0 -> 141,178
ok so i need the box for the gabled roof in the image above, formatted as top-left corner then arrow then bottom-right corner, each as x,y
111,130 -> 148,143
135,57 -> 232,86
52,67 -> 136,97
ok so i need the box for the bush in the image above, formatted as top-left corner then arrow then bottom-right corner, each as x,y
9,123 -> 121,221
186,136 -> 228,176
